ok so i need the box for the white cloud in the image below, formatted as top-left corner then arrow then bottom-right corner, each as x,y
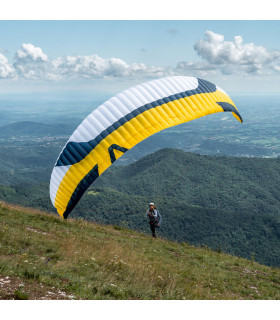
13,43 -> 49,79
0,52 -> 14,78
15,43 -> 48,61
274,65 -> 280,72
193,30 -> 280,74
46,53 -> 166,80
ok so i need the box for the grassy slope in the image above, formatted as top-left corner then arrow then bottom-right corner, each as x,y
1,202 -> 280,300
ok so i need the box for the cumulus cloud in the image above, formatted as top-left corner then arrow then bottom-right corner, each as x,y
51,54 -> 166,80
193,30 -> 280,74
0,53 -> 14,78
13,43 -> 49,79
15,43 -> 48,62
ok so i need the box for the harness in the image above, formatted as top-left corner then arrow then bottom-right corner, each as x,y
147,208 -> 157,223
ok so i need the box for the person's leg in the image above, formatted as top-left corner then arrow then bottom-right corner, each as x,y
151,223 -> 156,238
150,222 -> 154,237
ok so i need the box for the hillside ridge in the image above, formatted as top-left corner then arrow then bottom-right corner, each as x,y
1,201 -> 280,300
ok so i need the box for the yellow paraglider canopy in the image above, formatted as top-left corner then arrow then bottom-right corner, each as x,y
50,76 -> 242,218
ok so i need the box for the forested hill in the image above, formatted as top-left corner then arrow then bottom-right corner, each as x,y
1,202 -> 280,300
96,148 -> 280,215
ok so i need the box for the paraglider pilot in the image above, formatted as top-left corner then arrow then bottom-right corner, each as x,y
146,203 -> 161,238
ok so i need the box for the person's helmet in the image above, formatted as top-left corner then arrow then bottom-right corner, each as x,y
149,203 -> 154,206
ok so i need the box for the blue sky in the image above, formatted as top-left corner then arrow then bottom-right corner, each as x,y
0,20 -> 280,94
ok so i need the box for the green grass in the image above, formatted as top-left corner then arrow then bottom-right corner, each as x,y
0,202 -> 280,300
87,191 -> 100,196
13,288 -> 29,300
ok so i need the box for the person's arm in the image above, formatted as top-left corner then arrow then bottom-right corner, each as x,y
154,209 -> 160,226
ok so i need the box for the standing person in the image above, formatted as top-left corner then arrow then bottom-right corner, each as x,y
146,202 -> 161,238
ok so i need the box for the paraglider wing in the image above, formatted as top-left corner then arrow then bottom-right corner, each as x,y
50,76 -> 242,218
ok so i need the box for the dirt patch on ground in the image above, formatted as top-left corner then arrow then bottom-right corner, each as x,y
0,274 -> 76,300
